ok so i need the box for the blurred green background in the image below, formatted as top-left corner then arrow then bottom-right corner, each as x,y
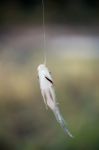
0,0 -> 99,150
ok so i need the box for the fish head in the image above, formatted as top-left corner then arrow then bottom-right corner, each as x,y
37,64 -> 47,79
37,64 -> 46,72
37,64 -> 53,84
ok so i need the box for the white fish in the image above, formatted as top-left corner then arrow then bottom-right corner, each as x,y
37,64 -> 73,138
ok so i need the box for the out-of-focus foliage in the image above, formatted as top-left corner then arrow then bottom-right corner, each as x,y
0,56 -> 99,150
0,0 -> 99,25
0,0 -> 99,150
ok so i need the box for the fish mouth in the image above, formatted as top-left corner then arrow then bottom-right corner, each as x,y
37,64 -> 46,71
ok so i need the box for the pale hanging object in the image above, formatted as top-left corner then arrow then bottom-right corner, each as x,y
37,64 -> 73,138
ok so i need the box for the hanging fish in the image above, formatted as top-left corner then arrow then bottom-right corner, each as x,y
37,64 -> 73,138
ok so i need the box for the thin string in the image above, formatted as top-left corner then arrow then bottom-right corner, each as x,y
42,0 -> 46,65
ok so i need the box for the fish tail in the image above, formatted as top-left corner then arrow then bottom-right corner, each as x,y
53,106 -> 73,138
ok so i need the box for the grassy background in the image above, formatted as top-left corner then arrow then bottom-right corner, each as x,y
0,55 -> 99,150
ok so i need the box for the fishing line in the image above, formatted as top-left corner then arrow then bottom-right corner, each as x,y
42,0 -> 46,65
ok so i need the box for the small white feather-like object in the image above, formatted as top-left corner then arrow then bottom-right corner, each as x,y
37,64 -> 73,138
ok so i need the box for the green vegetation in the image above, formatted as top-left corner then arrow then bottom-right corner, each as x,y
0,58 -> 99,150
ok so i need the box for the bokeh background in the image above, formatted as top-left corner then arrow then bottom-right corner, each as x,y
0,0 -> 99,150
